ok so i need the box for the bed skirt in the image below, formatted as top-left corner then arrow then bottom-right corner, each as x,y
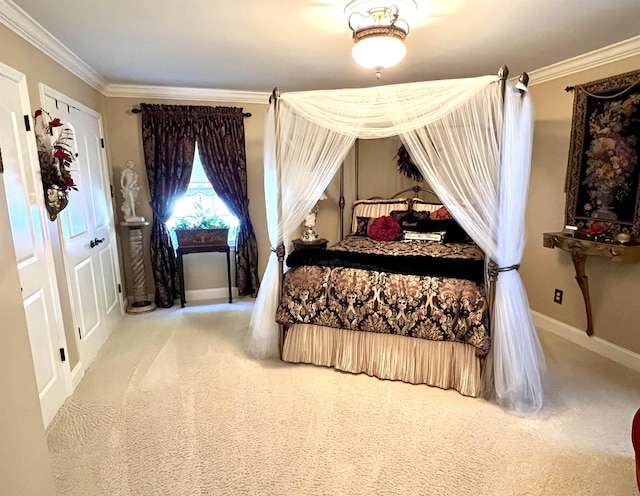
282,324 -> 483,397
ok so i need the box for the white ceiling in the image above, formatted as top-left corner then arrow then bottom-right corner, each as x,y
8,0 -> 640,93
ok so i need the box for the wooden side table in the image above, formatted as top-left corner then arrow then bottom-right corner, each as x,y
543,232 -> 640,335
292,238 -> 328,251
176,243 -> 232,307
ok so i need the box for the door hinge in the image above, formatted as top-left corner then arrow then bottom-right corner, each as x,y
100,138 -> 105,149
110,184 -> 114,198
118,283 -> 122,293
59,348 -> 66,362
24,115 -> 31,132
78,327 -> 82,339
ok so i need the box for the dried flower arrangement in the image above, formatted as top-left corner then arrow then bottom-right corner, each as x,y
33,109 -> 78,220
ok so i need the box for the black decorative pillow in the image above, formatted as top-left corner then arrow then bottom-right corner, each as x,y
354,216 -> 374,236
390,210 -> 431,232
419,218 -> 468,243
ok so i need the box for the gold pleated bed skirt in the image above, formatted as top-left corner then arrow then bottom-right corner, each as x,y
282,324 -> 483,397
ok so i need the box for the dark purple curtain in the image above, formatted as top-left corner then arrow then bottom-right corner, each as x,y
194,106 -> 260,296
141,104 -> 196,307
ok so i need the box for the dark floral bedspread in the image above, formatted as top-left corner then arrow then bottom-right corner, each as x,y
331,236 -> 485,260
276,238 -> 490,356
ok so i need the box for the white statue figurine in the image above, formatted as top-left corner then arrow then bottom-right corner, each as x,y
120,160 -> 145,222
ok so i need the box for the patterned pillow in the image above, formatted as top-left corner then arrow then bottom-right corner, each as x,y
431,206 -> 454,220
354,216 -> 374,236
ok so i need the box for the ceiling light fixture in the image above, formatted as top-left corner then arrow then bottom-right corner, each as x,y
345,0 -> 415,79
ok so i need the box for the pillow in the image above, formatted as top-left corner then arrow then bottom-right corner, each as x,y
354,216 -> 374,236
411,199 -> 443,213
351,199 -> 409,233
367,216 -> 401,241
403,230 -> 446,242
389,210 -> 431,231
419,218 -> 468,243
431,206 -> 454,220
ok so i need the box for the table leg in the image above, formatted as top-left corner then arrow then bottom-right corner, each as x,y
226,249 -> 232,303
570,248 -> 593,336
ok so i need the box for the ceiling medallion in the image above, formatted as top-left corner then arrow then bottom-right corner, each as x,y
345,0 -> 416,79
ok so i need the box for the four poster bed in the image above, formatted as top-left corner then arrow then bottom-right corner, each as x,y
277,190 -> 489,397
249,67 -> 546,411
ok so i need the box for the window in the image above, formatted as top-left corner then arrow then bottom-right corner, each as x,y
167,144 -> 239,245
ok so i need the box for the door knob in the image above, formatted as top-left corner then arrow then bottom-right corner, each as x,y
90,237 -> 105,248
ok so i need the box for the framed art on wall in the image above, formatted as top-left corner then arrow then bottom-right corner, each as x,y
565,68 -> 640,239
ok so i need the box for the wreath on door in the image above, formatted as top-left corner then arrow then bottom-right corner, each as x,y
395,144 -> 424,182
33,109 -> 78,221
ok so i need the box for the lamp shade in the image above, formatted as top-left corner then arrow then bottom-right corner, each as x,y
352,34 -> 406,69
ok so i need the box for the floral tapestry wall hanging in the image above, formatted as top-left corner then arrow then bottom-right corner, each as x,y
33,109 -> 78,221
565,69 -> 640,240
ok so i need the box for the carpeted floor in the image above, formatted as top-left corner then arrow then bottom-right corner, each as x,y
46,298 -> 640,495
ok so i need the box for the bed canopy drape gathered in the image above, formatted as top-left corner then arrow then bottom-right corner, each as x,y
248,74 -> 545,412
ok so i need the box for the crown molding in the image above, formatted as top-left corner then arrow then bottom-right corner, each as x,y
104,84 -> 270,104
528,35 -> 640,86
2,0 -> 639,99
0,0 -> 108,93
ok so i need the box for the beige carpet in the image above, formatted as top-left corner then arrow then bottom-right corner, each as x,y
47,299 -> 640,495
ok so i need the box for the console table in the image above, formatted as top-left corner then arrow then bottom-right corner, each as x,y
176,243 -> 232,308
543,232 -> 640,335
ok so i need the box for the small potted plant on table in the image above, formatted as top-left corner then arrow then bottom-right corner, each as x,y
172,201 -> 230,247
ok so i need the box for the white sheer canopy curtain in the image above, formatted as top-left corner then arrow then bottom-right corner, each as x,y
247,103 -> 357,359
247,77 -> 544,412
402,82 -> 544,411
492,86 -> 545,412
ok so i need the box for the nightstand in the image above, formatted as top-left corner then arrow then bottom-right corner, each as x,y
292,238 -> 328,251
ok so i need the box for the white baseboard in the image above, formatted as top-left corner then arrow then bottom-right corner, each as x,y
532,310 -> 640,373
70,362 -> 85,391
185,286 -> 239,302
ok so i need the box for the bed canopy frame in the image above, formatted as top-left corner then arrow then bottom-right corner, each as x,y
249,66 -> 545,412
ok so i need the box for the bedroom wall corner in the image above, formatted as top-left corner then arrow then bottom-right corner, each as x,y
523,53 -> 640,356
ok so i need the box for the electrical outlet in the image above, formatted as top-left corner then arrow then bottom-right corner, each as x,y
554,289 -> 563,304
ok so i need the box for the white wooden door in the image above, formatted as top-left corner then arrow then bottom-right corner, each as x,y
0,63 -> 70,427
41,86 -> 123,367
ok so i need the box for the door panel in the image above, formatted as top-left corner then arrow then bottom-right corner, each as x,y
0,63 -> 69,427
23,290 -> 57,393
41,87 -> 123,367
100,246 -> 119,313
73,258 -> 101,346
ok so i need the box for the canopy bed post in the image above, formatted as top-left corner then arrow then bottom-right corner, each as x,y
487,64 -> 511,323
270,87 -> 287,358
354,138 -> 360,200
488,67 -> 530,318
339,164 -> 345,240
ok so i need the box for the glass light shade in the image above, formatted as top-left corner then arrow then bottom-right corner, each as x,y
352,35 -> 406,69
